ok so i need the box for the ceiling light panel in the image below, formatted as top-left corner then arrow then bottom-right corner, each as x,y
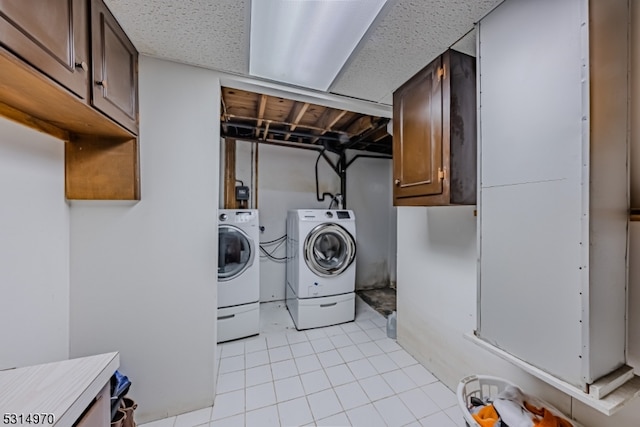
250,0 -> 387,91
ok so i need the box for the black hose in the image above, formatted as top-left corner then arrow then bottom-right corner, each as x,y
259,245 -> 287,262
260,234 -> 287,245
315,149 -> 334,203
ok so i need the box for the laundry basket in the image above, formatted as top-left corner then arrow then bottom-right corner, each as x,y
456,374 -> 581,427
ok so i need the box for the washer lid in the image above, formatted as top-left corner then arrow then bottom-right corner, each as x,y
304,223 -> 356,278
218,225 -> 255,281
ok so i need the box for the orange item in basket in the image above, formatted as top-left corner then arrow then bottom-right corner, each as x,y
471,404 -> 500,427
525,402 -> 573,427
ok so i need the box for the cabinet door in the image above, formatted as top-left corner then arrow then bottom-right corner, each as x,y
393,58 -> 444,203
91,0 -> 138,134
0,0 -> 89,99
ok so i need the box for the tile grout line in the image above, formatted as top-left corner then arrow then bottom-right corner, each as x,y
171,301 -> 460,427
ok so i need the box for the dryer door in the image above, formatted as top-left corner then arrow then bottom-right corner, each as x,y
304,223 -> 356,278
218,225 -> 255,281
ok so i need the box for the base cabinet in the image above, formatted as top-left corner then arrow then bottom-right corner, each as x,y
393,49 -> 476,206
75,384 -> 110,427
0,352 -> 119,427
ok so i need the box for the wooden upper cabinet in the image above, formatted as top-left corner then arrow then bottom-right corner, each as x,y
393,49 -> 477,206
0,0 -> 140,200
90,0 -> 138,134
393,58 -> 443,200
0,0 -> 89,99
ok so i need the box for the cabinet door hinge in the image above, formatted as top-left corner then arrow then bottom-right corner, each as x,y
438,167 -> 446,180
437,66 -> 445,81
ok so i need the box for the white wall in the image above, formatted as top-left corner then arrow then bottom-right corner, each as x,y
345,151 -> 396,289
0,117 -> 69,370
396,206 -> 570,405
226,141 -> 395,301
69,57 -> 220,423
397,207 -> 480,386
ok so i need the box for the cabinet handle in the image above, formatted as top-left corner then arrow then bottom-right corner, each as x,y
320,302 -> 337,308
95,80 -> 108,89
75,61 -> 88,72
394,179 -> 401,186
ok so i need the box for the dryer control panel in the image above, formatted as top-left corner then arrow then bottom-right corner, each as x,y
323,211 -> 351,219
219,211 -> 256,224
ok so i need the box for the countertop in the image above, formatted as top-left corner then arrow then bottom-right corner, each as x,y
0,352 -> 119,426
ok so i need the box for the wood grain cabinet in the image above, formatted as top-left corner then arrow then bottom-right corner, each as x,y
0,0 -> 90,99
91,0 -> 138,134
0,0 -> 139,200
392,49 -> 477,206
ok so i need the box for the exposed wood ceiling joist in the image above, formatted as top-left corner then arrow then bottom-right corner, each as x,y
284,102 -> 310,141
220,87 -> 392,155
255,94 -> 267,137
310,109 -> 349,145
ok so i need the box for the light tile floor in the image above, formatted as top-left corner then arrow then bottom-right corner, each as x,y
140,298 -> 465,427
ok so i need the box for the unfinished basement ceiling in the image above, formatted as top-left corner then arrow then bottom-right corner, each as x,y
103,0 -> 502,104
221,87 -> 392,154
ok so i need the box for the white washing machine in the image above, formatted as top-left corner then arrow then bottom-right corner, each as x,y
286,209 -> 356,330
217,209 -> 260,342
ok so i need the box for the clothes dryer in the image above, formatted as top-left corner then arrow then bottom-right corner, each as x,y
286,209 -> 356,330
217,209 -> 260,342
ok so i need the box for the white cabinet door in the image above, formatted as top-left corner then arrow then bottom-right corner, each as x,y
477,0 -> 628,389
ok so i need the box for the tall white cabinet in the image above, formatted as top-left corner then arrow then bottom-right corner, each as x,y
477,0 -> 628,391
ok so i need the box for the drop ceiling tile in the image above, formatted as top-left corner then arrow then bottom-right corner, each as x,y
330,0 -> 502,101
104,0 -> 249,74
103,0 -> 501,103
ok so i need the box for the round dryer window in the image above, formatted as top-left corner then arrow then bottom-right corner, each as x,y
218,225 -> 255,281
304,223 -> 356,277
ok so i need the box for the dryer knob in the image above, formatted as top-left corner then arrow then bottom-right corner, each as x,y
325,211 -> 333,218
219,213 -> 228,221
